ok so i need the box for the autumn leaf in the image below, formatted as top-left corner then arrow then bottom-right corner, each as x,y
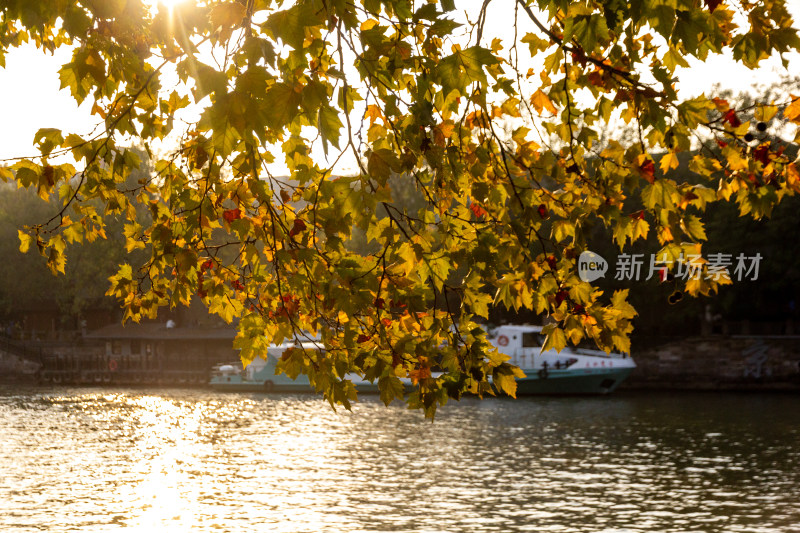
222,208 -> 242,223
723,109 -> 741,127
659,152 -> 680,173
537,204 -> 549,219
530,89 -> 557,115
492,364 -> 525,398
638,157 -> 656,183
209,2 -> 247,30
784,95 -> 800,122
469,202 -> 487,218
289,218 -> 307,237
408,366 -> 431,385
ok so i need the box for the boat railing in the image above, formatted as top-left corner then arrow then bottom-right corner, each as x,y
573,348 -> 629,359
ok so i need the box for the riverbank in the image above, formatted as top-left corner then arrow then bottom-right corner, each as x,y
622,334 -> 800,391
4,334 -> 800,392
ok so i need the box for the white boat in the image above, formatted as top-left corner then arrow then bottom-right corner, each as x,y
209,342 -> 322,392
209,325 -> 635,395
487,324 -> 635,394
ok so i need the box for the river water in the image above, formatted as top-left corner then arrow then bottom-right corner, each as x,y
1,387 -> 798,532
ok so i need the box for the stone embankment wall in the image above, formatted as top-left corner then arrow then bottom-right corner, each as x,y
0,349 -> 41,381
624,335 -> 800,390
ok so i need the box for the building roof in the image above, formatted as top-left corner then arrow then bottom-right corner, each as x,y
83,322 -> 237,341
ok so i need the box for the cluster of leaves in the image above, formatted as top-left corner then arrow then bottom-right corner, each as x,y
1,0 -> 800,416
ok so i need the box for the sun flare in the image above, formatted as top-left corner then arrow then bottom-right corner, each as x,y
144,0 -> 190,13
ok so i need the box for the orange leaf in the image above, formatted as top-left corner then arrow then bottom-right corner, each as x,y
222,208 -> 241,223
784,95 -> 800,122
637,156 -> 655,184
408,366 -> 431,385
530,89 -> 557,115
711,97 -> 729,112
469,202 -> 487,218
365,105 -> 383,127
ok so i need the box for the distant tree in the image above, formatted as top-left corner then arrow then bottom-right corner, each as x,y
1,1 -> 800,414
0,185 -> 62,314
0,153 -> 152,325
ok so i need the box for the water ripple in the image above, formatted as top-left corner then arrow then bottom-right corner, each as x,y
1,388 -> 799,532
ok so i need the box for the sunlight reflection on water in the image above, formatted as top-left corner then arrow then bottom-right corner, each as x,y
1,388 -> 799,532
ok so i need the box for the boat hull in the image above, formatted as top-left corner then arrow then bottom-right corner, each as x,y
209,375 -> 313,393
210,381 -> 313,393
513,367 -> 633,395
210,367 -> 633,395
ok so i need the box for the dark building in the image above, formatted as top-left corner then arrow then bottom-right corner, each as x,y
40,322 -> 238,385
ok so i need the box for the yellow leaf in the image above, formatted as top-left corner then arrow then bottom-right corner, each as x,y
658,225 -> 674,244
659,151 -> 680,173
492,364 -> 525,398
786,162 -> 799,187
553,220 -> 574,242
360,19 -> 379,31
541,327 -> 567,352
400,313 -> 421,333
754,104 -> 778,122
632,218 -> 650,242
0,165 -> 12,182
784,95 -> 800,122
530,89 -> 557,115
723,147 -> 748,171
18,230 -> 32,253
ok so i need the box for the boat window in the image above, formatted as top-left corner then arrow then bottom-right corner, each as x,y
522,332 -> 538,347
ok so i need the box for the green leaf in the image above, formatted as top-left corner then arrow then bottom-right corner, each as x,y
209,2 -> 246,30
34,128 -> 64,157
662,46 -> 689,71
681,214 -> 707,241
367,149 -> 401,182
263,83 -> 302,129
193,63 -> 228,100
318,106 -> 343,154
378,375 -> 405,405
264,3 -> 321,49
434,46 -> 500,95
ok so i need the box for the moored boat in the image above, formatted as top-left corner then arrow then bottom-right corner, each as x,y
487,324 -> 635,394
209,342 -> 318,392
210,325 -> 635,395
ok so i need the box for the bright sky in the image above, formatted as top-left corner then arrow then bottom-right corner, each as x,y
0,1 -> 797,170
